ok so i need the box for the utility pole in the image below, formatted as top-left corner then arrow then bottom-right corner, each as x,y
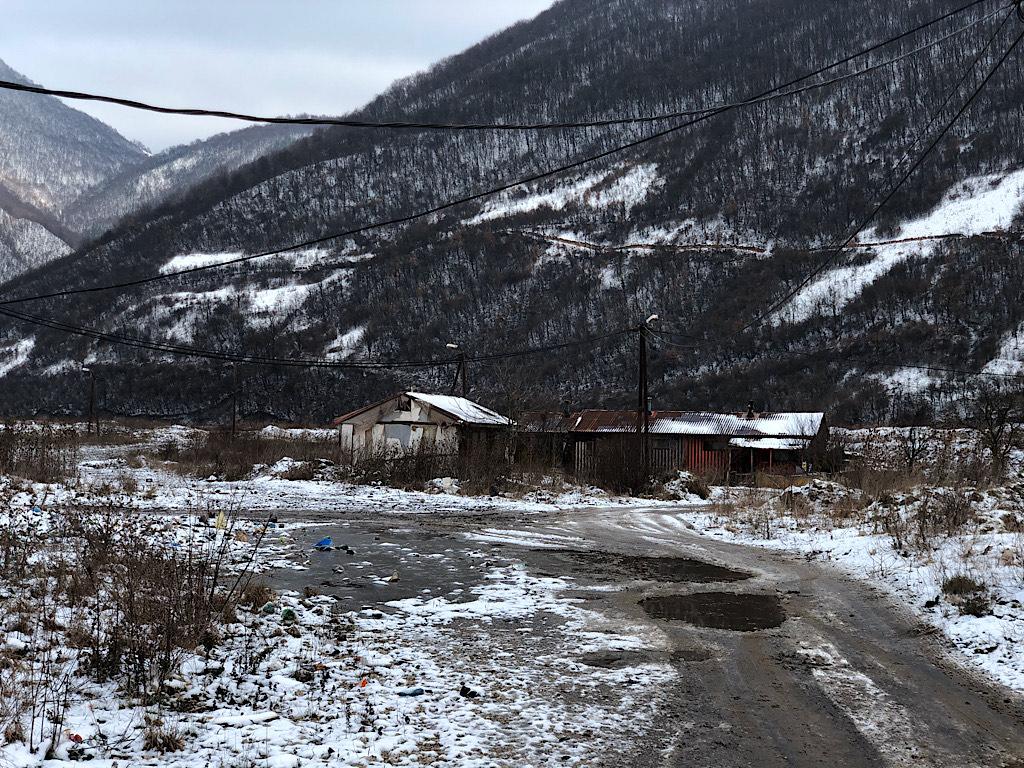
84,367 -> 96,436
637,314 -> 659,482
231,362 -> 239,440
446,343 -> 467,396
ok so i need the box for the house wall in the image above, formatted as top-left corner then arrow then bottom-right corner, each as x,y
337,398 -> 460,461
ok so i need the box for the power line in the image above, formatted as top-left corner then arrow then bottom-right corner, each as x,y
0,0 -> 997,133
736,21 -> 1024,337
0,1 -> 1004,309
650,3 -> 1017,346
0,301 -> 629,370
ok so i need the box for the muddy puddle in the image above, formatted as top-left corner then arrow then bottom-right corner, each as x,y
577,650 -> 654,669
640,592 -> 786,631
542,550 -> 751,583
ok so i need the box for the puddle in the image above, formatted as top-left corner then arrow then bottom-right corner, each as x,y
577,650 -> 653,669
640,592 -> 786,631
545,550 -> 751,583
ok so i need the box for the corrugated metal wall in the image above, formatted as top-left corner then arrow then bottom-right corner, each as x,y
574,436 -> 730,479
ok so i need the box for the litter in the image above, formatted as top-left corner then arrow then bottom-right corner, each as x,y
314,537 -> 333,551
281,607 -> 298,624
215,511 -> 228,530
397,687 -> 425,697
459,683 -> 480,699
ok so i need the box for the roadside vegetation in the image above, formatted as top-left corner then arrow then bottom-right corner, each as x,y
0,495 -> 273,760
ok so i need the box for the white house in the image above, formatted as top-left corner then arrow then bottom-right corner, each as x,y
332,391 -> 511,461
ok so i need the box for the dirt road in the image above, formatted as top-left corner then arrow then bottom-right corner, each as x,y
269,505 -> 1024,767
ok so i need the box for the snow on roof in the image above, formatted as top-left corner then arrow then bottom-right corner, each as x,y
406,392 -> 511,426
728,437 -> 811,451
570,410 -> 823,438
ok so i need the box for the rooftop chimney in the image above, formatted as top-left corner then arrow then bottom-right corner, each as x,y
746,401 -> 756,419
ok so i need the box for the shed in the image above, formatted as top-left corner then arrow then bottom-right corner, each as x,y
332,391 -> 511,462
568,409 -> 827,480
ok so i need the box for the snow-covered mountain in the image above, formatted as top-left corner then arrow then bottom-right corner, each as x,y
0,58 -> 314,280
0,58 -> 145,279
1,0 -> 1023,422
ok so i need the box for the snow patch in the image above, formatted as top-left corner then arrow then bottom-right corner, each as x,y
0,337 -> 34,377
776,168 -> 1024,323
469,164 -> 661,223
985,321 -> 1024,375
159,251 -> 243,274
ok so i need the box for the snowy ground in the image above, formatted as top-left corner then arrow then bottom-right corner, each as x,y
0,499 -> 675,767
0,424 -> 695,767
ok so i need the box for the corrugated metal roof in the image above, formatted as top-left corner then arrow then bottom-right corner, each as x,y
518,411 -> 576,433
406,392 -> 511,426
334,391 -> 511,426
569,410 -> 824,438
729,437 -> 810,450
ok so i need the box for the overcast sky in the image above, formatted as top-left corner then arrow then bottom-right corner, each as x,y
1,1 -> 554,152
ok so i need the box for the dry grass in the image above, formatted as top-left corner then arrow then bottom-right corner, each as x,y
142,723 -> 186,753
941,573 -> 993,617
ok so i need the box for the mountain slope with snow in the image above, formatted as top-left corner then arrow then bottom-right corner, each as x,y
0,0 -> 1022,421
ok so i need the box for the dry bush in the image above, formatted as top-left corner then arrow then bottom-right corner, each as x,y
158,429 -> 335,480
0,425 -> 79,483
352,433 -> 544,496
117,472 -> 139,495
239,580 -> 275,610
0,661 -> 30,746
143,723 -> 186,753
941,573 -> 992,617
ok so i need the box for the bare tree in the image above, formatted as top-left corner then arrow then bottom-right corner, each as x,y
889,391 -> 933,476
958,380 -> 1024,482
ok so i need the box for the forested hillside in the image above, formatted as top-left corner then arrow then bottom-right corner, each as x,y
1,0 -> 1022,423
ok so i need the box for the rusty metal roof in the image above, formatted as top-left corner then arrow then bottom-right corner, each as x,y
517,411 -> 577,433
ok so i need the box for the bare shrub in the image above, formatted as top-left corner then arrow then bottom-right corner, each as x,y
876,503 -> 910,552
159,430 -> 335,480
352,431 -> 551,496
143,723 -> 186,753
941,573 -> 992,617
0,661 -> 30,746
0,499 -> 266,757
0,424 -> 79,483
239,580 -> 275,610
117,472 -> 139,495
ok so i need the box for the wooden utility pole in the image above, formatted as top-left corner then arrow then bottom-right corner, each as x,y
637,324 -> 649,480
448,344 -> 467,396
87,369 -> 96,436
230,362 -> 239,440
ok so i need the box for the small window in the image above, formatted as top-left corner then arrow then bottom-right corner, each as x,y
384,424 -> 412,447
